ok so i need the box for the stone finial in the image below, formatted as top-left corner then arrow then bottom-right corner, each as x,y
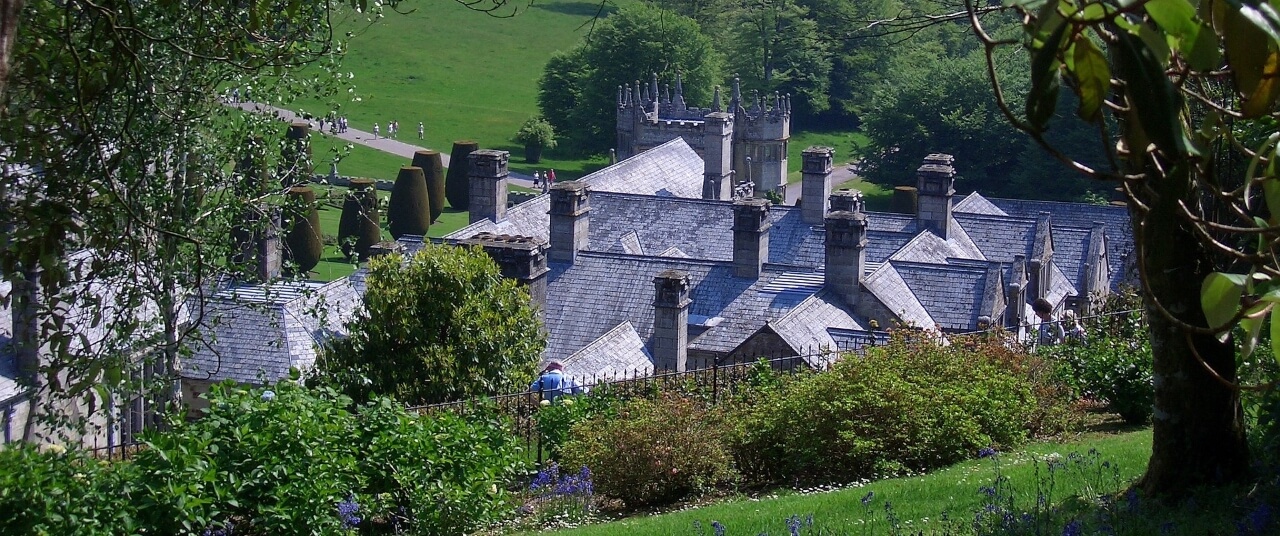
712,85 -> 722,112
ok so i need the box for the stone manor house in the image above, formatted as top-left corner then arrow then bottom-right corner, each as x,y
0,83 -> 1133,446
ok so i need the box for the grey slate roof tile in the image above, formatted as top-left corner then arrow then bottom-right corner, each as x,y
767,289 -> 867,362
986,197 -> 1133,285
184,279 -> 361,384
862,263 -> 936,329
953,192 -> 1009,216
561,321 -> 653,382
892,261 -> 993,331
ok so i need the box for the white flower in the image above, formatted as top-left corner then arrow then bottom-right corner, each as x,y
540,399 -> 551,407
42,443 -> 67,455
261,390 -> 276,402
562,398 -> 574,406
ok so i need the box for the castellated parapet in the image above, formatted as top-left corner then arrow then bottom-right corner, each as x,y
617,73 -> 791,197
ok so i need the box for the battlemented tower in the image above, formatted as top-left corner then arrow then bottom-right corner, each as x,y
616,73 -> 791,198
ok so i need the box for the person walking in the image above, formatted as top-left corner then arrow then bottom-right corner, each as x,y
548,168 -> 557,184
1031,298 -> 1065,348
529,361 -> 582,402
418,121 -> 424,140
532,171 -> 541,189
372,123 -> 380,139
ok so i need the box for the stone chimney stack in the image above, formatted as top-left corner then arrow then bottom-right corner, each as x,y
549,182 -> 590,263
461,233 -> 551,319
1005,254 -> 1028,329
825,194 -> 869,306
829,189 -> 865,213
652,269 -> 691,372
732,198 -> 771,278
255,209 -> 283,282
801,146 -> 835,225
916,153 -> 956,239
467,149 -> 509,225
701,111 -> 734,200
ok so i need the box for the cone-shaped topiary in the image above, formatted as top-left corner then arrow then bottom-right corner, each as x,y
338,178 -> 382,261
279,122 -> 313,188
411,150 -> 447,222
231,137 -> 270,268
444,140 -> 479,210
284,185 -> 323,275
388,166 -> 431,239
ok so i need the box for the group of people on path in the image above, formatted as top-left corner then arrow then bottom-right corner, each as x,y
531,169 -> 557,193
370,120 -> 427,141
317,116 -> 349,134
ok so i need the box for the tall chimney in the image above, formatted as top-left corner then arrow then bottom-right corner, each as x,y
801,146 -> 835,224
701,111 -> 734,200
255,208 -> 283,282
549,182 -> 590,263
652,269 -> 691,372
467,149 -> 509,224
916,153 -> 956,239
1005,254 -> 1028,329
732,198 -> 771,278
824,197 -> 868,306
461,233 -> 550,320
1028,211 -> 1053,302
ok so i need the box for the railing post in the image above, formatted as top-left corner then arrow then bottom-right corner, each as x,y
712,356 -> 720,405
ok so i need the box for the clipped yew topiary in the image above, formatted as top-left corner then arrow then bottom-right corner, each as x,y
283,185 -> 323,275
388,166 -> 431,239
411,150 -> 446,222
279,122 -> 313,188
444,140 -> 479,210
338,179 -> 382,261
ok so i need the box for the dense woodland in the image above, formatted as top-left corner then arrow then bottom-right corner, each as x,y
538,0 -> 1113,202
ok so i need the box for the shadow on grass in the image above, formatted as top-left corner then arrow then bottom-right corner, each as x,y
531,1 -> 617,18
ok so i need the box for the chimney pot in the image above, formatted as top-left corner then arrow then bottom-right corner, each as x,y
652,269 -> 691,372
801,146 -> 835,224
468,150 -> 510,224
732,198 -> 771,278
549,182 -> 591,263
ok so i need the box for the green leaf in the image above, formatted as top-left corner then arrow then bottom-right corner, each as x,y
1272,305 -> 1280,367
1225,4 -> 1280,117
1071,37 -> 1110,121
1027,21 -> 1069,132
1201,272 -> 1247,340
1240,302 -> 1268,357
1185,22 -> 1222,71
1145,0 -> 1200,40
1114,28 -> 1199,159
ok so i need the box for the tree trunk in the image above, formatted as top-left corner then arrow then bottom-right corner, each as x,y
0,0 -> 24,101
1134,167 -> 1249,496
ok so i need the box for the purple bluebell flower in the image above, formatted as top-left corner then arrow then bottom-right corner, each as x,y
337,495 -> 361,528
1124,489 -> 1140,513
1247,502 -> 1273,533
980,485 -> 997,497
861,491 -> 875,505
712,520 -> 726,536
202,522 -> 234,536
1062,519 -> 1082,536
979,447 -> 998,458
786,514 -> 801,536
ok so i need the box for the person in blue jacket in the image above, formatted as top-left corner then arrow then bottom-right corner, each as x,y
530,361 -> 583,401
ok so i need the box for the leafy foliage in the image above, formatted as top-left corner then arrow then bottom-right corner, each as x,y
315,244 -> 544,405
537,2 -> 725,154
444,140 -> 480,211
1045,291 -> 1154,425
411,150 -> 447,223
536,391 -> 620,461
514,116 -> 558,149
387,166 -> 432,239
561,393 -> 737,507
727,331 -> 1055,485
0,380 -> 526,535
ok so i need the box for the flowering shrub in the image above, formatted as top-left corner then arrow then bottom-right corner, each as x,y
728,331 -> 1049,485
1046,290 -> 1153,424
561,393 -> 737,507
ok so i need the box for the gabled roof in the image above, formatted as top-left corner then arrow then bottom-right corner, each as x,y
183,279 -> 361,384
765,289 -> 864,363
953,212 -> 1039,263
862,263 -> 936,330
953,192 -> 1009,216
561,321 -> 653,383
577,137 -> 705,198
892,261 -> 997,331
986,196 -> 1132,285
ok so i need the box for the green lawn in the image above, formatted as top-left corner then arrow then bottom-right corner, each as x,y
288,0 -> 622,180
534,430 -> 1154,536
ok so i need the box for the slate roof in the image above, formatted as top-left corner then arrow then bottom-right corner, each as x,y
862,263 -> 937,329
560,321 -> 653,383
985,196 -> 1133,285
953,212 -> 1038,263
576,137 -> 705,198
184,279 -> 361,384
892,261 -> 994,331
766,289 -> 863,362
446,137 -> 706,243
543,252 -> 867,373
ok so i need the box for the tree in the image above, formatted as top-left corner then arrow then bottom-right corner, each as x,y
387,166 -> 431,239
859,43 -> 1108,201
726,0 -> 832,120
537,2 -> 725,154
444,140 -> 480,210
315,245 -> 544,406
961,0 -> 1280,494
